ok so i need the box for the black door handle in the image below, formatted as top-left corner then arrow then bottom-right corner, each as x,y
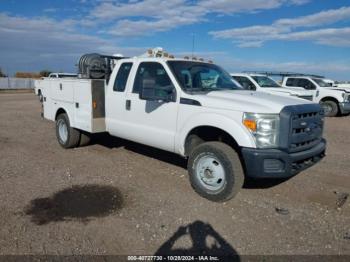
126,99 -> 131,110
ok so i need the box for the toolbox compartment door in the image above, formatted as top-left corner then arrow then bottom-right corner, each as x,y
51,79 -> 75,103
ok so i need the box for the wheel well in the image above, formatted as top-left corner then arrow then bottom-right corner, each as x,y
320,97 -> 339,104
55,108 -> 66,120
184,126 -> 240,156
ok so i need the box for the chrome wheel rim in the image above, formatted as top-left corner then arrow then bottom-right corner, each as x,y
57,119 -> 68,143
321,103 -> 332,115
195,155 -> 226,191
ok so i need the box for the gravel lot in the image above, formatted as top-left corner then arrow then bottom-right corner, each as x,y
0,93 -> 349,257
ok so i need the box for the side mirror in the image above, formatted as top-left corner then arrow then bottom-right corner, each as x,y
242,82 -> 256,91
139,79 -> 175,102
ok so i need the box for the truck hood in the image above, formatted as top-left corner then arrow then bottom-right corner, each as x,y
260,87 -> 312,96
327,86 -> 350,93
190,90 -> 312,114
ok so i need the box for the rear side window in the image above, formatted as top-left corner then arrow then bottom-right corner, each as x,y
113,63 -> 133,92
286,78 -> 296,86
132,62 -> 172,94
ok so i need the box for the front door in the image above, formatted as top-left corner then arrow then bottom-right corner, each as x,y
123,62 -> 178,152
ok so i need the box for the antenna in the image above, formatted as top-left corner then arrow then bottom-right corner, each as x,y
192,33 -> 195,58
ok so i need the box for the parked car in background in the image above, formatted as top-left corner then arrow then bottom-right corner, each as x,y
231,73 -> 314,101
322,78 -> 350,91
282,75 -> 350,117
48,73 -> 78,78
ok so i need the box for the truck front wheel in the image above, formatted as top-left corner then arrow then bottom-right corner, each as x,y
320,100 -> 338,117
188,142 -> 244,202
56,113 -> 80,149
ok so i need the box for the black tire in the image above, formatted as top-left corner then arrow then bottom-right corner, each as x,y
79,132 -> 91,147
186,134 -> 204,155
56,113 -> 80,149
320,100 -> 338,117
188,142 -> 244,202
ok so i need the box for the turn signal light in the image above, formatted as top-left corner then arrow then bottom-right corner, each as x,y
93,101 -> 97,109
243,119 -> 257,132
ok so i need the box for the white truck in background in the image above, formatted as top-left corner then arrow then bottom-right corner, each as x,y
282,75 -> 350,117
231,73 -> 314,101
37,48 -> 326,202
322,78 -> 350,91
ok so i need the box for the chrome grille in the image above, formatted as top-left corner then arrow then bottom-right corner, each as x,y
289,111 -> 324,153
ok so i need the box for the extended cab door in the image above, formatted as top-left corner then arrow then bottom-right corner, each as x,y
106,61 -> 135,138
108,61 -> 178,152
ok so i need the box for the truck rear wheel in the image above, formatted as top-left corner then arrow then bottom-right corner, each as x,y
320,100 -> 338,117
56,113 -> 80,149
188,142 -> 244,202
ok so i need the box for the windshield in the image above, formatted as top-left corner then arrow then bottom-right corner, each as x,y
312,78 -> 332,87
167,61 -> 242,92
251,76 -> 281,88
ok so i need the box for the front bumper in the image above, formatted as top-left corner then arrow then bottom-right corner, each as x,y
339,102 -> 350,114
241,139 -> 326,178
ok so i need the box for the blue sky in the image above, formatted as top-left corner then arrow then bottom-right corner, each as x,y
0,0 -> 350,80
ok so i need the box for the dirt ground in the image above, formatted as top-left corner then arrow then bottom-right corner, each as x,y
0,93 -> 349,257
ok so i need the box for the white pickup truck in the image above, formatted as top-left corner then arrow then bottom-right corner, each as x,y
38,49 -> 326,202
282,76 -> 350,117
231,73 -> 314,101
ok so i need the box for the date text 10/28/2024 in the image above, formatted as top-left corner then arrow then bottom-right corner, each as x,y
127,255 -> 221,261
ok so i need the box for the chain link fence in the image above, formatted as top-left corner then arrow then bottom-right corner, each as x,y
0,77 -> 35,89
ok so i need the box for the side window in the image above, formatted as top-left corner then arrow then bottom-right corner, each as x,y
297,79 -> 316,90
233,76 -> 256,90
113,63 -> 133,92
286,78 -> 296,86
133,62 -> 173,94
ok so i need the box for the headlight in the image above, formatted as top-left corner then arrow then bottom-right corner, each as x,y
342,93 -> 350,102
243,113 -> 280,148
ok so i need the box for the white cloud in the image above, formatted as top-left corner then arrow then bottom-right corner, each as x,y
210,6 -> 350,47
0,13 -> 144,73
91,0 -> 310,36
276,6 -> 350,28
213,55 -> 350,80
199,0 -> 287,14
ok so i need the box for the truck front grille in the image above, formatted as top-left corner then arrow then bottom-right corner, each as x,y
279,104 -> 324,153
289,111 -> 324,153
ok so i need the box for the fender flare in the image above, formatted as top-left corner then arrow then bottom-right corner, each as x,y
175,113 -> 255,156
54,106 -> 75,127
